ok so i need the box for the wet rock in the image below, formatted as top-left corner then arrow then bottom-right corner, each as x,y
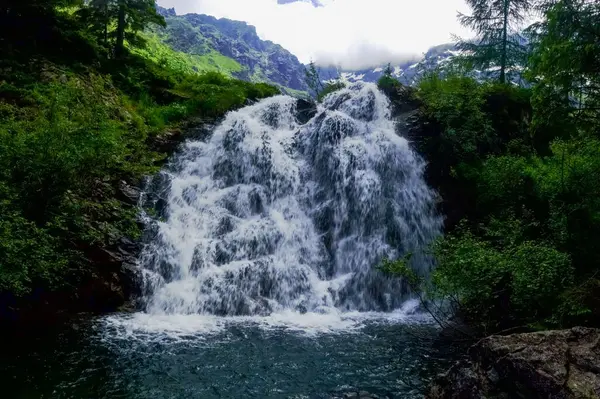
295,98 -> 317,124
426,327 -> 600,399
79,232 -> 145,312
77,270 -> 125,313
118,180 -> 141,205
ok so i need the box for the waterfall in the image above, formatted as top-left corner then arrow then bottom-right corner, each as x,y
138,82 -> 441,317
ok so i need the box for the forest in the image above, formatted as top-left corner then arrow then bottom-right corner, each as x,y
379,0 -> 600,336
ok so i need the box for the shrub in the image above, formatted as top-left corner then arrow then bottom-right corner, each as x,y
0,60 -> 278,299
431,226 -> 573,331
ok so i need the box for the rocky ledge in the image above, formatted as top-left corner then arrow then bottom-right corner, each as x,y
427,327 -> 600,399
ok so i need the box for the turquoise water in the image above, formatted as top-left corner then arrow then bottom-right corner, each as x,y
2,312 -> 456,399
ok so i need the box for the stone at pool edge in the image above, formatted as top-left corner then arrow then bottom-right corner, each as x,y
426,327 -> 600,399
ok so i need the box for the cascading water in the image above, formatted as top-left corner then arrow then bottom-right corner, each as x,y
2,83 -> 452,399
138,82 -> 441,319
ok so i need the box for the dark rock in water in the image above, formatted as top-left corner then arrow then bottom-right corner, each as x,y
296,98 -> 317,124
80,237 -> 144,312
426,327 -> 600,399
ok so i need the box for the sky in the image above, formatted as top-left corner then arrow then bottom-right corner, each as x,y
156,0 -> 472,70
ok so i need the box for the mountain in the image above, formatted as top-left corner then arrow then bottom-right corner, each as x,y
317,43 -> 461,86
151,7 -> 523,94
155,7 -> 308,93
318,40 -> 527,86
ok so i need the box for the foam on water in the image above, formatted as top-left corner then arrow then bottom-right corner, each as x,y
118,82 -> 441,335
102,299 -> 432,342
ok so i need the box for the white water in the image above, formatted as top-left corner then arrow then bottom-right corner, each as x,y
121,83 -> 441,334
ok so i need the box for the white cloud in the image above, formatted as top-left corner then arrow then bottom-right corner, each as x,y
157,0 -> 472,70
314,42 -> 421,70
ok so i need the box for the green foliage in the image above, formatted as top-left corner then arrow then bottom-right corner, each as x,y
417,74 -> 494,165
527,0 -> 600,148
379,255 -> 423,288
398,0 -> 600,333
412,81 -> 600,331
457,0 -> 533,83
377,68 -> 402,96
0,73 -> 150,294
0,1 -> 279,301
0,188 -> 69,296
79,0 -> 165,57
470,139 -> 600,274
317,81 -> 345,102
431,226 -> 573,331
528,139 -> 600,273
132,32 -> 242,76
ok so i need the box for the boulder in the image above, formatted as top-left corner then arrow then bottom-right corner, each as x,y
118,180 -> 141,205
296,98 -> 318,124
427,327 -> 600,399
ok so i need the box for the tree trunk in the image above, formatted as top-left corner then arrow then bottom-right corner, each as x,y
115,0 -> 126,58
500,0 -> 509,84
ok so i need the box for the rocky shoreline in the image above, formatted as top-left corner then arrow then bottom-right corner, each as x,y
426,327 -> 600,399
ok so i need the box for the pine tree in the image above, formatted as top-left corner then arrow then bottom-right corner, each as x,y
527,0 -> 600,142
457,0 -> 534,83
383,63 -> 393,78
80,0 -> 165,58
305,60 -> 324,99
77,0 -> 114,51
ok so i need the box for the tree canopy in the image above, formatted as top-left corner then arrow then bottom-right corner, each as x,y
457,0 -> 534,83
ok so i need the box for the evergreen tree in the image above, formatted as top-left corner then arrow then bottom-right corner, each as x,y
77,0 -> 114,50
457,0 -> 534,83
527,0 -> 600,146
529,0 -> 600,114
383,63 -> 393,78
305,60 -> 324,99
80,0 -> 165,58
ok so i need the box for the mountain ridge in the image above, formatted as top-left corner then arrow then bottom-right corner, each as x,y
155,6 -> 309,92
154,6 -> 520,93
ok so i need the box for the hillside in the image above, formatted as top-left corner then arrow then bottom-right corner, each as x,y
155,7 -> 309,93
0,1 -> 279,322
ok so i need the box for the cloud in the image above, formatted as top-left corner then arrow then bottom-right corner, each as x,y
157,0 -> 471,70
314,41 -> 421,70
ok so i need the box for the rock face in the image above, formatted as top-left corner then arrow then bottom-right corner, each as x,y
427,327 -> 600,399
156,6 -> 308,92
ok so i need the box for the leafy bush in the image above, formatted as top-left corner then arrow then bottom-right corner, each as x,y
417,74 -> 493,162
431,226 -> 573,331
